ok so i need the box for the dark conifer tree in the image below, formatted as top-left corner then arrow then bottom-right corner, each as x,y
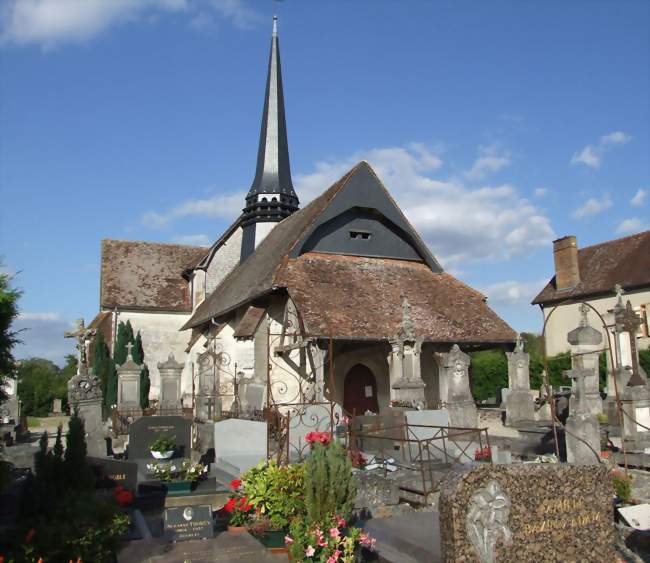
104,359 -> 118,409
140,364 -> 150,410
64,409 -> 93,490
113,322 -> 128,366
92,331 -> 111,397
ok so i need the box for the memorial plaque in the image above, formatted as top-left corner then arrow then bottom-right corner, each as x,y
164,504 -> 214,542
128,416 -> 191,460
88,456 -> 138,490
439,464 -> 615,562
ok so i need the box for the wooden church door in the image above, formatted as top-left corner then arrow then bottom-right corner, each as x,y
343,364 -> 379,416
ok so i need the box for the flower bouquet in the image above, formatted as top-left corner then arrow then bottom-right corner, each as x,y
474,446 -> 492,462
305,431 -> 332,447
147,459 -> 207,494
286,514 -> 375,562
224,479 -> 254,531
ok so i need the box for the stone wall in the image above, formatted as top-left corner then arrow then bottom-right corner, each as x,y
205,227 -> 243,295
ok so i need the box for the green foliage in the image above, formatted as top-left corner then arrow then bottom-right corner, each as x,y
530,352 -> 572,390
140,364 -> 151,409
17,357 -> 74,417
64,410 -> 94,490
640,349 -> 650,377
288,513 -> 367,562
0,260 -> 21,403
149,433 -> 176,452
104,359 -> 118,409
132,331 -> 144,364
242,460 -> 306,530
304,440 -> 355,524
92,331 -> 111,397
469,350 -> 507,401
612,470 -> 633,504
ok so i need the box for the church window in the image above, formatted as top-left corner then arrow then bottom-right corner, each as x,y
350,230 -> 372,240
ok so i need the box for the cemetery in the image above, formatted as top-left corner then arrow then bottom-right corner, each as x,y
1,5 -> 650,563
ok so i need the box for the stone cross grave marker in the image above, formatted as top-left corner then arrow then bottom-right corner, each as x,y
439,463 -> 615,562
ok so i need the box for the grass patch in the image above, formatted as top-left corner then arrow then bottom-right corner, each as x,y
27,416 -> 43,428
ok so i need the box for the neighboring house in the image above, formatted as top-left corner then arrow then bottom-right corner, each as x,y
532,232 -> 650,357
90,18 -> 518,416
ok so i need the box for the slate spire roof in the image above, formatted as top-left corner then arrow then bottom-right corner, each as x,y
242,15 -> 299,226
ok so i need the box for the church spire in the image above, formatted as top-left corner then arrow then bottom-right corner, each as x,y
242,16 -> 298,226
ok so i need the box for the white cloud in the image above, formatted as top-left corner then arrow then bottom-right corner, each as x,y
480,279 -> 548,306
572,194 -> 612,219
142,191 -> 244,228
571,131 -> 631,169
172,233 -> 211,246
464,144 -> 511,181
294,143 -> 554,267
616,218 -> 648,235
534,187 -> 548,198
631,188 -> 647,207
0,0 -> 260,47
18,311 -> 61,321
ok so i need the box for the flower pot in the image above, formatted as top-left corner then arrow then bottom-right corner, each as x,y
163,480 -> 192,495
151,450 -> 174,460
257,529 -> 288,552
228,525 -> 248,533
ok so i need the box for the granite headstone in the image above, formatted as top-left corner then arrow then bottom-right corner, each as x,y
88,456 -> 138,490
439,464 -> 615,562
164,504 -> 214,542
128,416 -> 191,460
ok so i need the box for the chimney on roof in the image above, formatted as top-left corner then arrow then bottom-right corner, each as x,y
553,235 -> 580,290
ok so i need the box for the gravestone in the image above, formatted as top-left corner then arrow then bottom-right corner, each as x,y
158,353 -> 184,409
164,504 -> 214,541
214,418 -> 266,474
504,337 -> 535,427
117,344 -> 142,409
439,464 -> 615,562
441,345 -> 478,428
88,456 -> 138,490
51,398 -> 62,415
564,359 -> 600,465
128,416 -> 191,460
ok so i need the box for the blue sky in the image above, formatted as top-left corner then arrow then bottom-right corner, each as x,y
1,0 -> 648,364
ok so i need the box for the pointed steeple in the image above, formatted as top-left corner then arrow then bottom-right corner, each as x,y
242,15 -> 299,230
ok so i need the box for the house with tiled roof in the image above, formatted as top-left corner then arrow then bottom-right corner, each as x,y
91,17 -> 517,420
532,231 -> 650,357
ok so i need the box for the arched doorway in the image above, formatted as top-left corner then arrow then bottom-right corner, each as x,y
343,364 -> 379,415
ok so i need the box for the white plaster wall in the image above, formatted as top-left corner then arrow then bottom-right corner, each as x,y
205,227 -> 243,296
254,221 -> 276,248
114,310 -> 192,402
192,270 -> 206,309
542,289 -> 650,356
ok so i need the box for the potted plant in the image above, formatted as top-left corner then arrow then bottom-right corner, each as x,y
474,446 -> 492,463
224,479 -> 254,532
612,469 -> 633,506
149,433 -> 176,459
242,460 -> 306,550
147,459 -> 207,494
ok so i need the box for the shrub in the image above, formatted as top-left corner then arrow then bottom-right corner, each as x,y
242,460 -> 306,530
612,470 -> 633,504
149,433 -> 176,452
305,440 -> 356,524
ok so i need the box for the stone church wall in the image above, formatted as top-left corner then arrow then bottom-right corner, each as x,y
205,227 -> 243,295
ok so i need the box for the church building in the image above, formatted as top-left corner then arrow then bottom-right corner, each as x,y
91,17 -> 517,424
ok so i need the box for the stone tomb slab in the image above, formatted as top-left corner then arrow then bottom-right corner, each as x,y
164,504 -> 214,542
128,416 -> 191,461
439,463 -> 615,563
214,418 -> 267,474
88,456 -> 138,491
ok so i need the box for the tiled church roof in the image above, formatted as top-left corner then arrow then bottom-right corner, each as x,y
532,230 -> 650,305
100,240 -> 205,312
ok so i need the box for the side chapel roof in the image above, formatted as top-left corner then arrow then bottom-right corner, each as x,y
100,239 -> 206,312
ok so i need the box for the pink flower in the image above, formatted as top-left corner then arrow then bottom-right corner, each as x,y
327,557 -> 337,563
284,535 -> 294,545
329,527 -> 340,538
337,517 -> 346,527
360,533 -> 376,547
305,545 -> 315,557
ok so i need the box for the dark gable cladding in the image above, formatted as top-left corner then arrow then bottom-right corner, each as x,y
533,230 -> 650,306
101,240 -> 206,312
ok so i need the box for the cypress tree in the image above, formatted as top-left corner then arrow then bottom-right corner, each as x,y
124,320 -> 135,347
132,331 -> 144,364
92,331 -> 110,396
105,359 -> 118,409
114,322 -> 128,366
140,364 -> 150,410
64,409 -> 93,490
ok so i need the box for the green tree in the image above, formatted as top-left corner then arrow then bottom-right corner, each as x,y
64,409 -> 94,490
133,331 -> 150,409
0,261 -> 21,402
17,358 -> 72,417
469,350 -> 508,401
92,332 -> 111,397
104,360 -> 118,409
114,320 -> 136,366
132,331 -> 144,364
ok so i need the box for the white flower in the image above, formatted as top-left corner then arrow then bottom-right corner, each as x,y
171,465 -> 177,471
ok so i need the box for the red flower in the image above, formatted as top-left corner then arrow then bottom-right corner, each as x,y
224,498 -> 237,513
230,479 -> 242,490
116,490 -> 134,506
24,528 -> 36,544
